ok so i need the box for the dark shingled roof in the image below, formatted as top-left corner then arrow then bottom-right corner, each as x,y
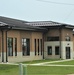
0,16 -> 47,31
0,16 -> 74,30
0,16 -> 29,27
26,21 -> 74,28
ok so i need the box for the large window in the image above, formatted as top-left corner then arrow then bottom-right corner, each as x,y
40,39 -> 42,55
14,38 -> 17,56
34,39 -> 43,56
8,38 -> 13,56
22,38 -> 30,56
34,39 -> 36,56
47,46 -> 52,55
55,46 -> 59,55
47,36 -> 59,41
38,39 -> 39,55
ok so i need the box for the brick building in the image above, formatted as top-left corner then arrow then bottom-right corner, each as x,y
0,16 -> 74,62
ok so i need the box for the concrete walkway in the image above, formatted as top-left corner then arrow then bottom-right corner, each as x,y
0,59 -> 74,75
29,59 -> 73,66
0,62 -> 19,65
0,59 -> 74,67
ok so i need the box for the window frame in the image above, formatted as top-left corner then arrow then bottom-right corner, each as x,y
38,39 -> 39,55
34,39 -> 36,56
65,36 -> 70,41
47,46 -> 52,55
47,36 -> 59,41
14,38 -> 17,56
55,46 -> 59,55
7,38 -> 13,56
40,39 -> 42,55
22,38 -> 30,56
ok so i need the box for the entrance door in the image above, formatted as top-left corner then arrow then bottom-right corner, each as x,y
66,47 -> 70,59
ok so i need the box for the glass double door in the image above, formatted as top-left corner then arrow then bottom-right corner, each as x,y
66,47 -> 70,59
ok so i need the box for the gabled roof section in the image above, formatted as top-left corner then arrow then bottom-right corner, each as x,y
27,21 -> 74,29
0,16 -> 74,31
27,21 -> 62,26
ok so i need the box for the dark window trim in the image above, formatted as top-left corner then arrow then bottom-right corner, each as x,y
22,38 -> 30,56
14,38 -> 17,56
47,36 -> 59,41
35,39 -> 36,56
8,38 -> 13,56
65,36 -> 70,41
38,39 -> 39,55
55,46 -> 59,55
40,39 -> 42,55
47,46 -> 52,55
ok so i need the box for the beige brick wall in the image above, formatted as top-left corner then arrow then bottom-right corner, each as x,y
44,28 -> 73,41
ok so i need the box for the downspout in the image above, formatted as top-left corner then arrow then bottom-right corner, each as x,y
1,30 -> 4,62
1,26 -> 12,62
6,30 -> 8,62
6,26 -> 12,62
59,26 -> 62,59
42,29 -> 48,59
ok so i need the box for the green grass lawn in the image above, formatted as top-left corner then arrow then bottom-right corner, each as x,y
0,64 -> 19,75
0,60 -> 74,75
0,64 -> 74,75
27,66 -> 74,75
49,60 -> 74,65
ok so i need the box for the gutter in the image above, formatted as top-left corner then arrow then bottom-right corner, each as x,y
6,26 -> 12,62
59,26 -> 62,59
11,25 -> 48,32
42,29 -> 48,59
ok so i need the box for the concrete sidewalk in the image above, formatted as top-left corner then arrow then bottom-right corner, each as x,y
0,62 -> 19,65
0,59 -> 74,66
29,59 -> 74,66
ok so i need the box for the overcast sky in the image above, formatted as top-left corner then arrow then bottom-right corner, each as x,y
0,0 -> 74,24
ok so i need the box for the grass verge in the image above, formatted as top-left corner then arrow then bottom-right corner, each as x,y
0,59 -> 74,75
0,64 -> 74,75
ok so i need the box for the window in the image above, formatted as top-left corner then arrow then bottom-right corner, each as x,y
47,36 -> 59,41
65,36 -> 70,41
34,39 -> 36,56
22,38 -> 30,56
55,46 -> 59,55
47,46 -> 52,55
34,39 -> 42,56
66,47 -> 70,59
40,39 -> 42,55
38,39 -> 39,55
14,38 -> 17,56
8,38 -> 13,56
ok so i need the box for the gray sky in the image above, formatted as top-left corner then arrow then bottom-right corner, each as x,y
0,0 -> 74,24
